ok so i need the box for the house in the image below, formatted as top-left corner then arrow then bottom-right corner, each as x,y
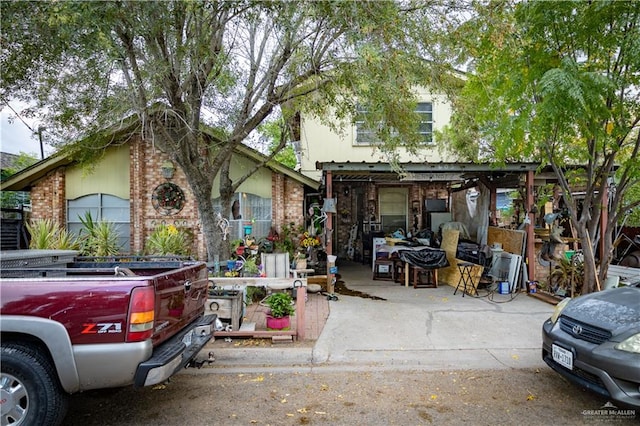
0,128 -> 319,260
1,152 -> 31,250
1,152 -> 20,180
297,87 -> 541,284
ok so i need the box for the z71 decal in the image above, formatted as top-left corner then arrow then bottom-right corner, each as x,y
81,323 -> 123,334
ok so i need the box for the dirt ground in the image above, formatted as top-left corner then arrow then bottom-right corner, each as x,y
64,367 -> 637,425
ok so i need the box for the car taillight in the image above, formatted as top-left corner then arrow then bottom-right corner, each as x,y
127,286 -> 155,342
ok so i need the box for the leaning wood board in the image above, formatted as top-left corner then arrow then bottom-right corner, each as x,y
438,229 -> 483,295
488,226 -> 526,256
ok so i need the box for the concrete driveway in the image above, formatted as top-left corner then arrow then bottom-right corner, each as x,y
207,260 -> 556,372
313,261 -> 555,370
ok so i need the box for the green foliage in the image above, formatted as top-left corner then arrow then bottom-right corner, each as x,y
264,292 -> 295,318
242,256 -> 259,276
1,152 -> 38,209
257,119 -> 297,168
546,254 -> 584,297
26,218 -> 79,250
77,212 -> 120,257
274,222 -> 304,259
245,286 -> 267,304
1,0 -> 468,261
442,1 -> 640,292
621,182 -> 640,227
145,224 -> 192,256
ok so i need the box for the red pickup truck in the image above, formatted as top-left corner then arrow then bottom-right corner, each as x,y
0,251 -> 215,426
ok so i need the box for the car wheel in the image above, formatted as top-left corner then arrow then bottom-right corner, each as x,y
1,342 -> 69,426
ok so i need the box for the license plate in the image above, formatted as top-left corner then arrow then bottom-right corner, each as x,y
552,344 -> 573,370
182,331 -> 193,348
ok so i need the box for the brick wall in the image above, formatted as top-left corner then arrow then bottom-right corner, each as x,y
131,138 -> 206,260
272,173 -> 305,233
30,169 -> 66,224
28,136 -> 306,261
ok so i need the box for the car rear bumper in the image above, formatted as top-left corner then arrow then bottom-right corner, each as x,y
134,314 -> 216,387
542,319 -> 640,410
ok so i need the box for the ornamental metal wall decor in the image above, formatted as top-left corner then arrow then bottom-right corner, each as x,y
152,182 -> 186,215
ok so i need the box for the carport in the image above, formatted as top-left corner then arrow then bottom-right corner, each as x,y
316,161 -> 540,289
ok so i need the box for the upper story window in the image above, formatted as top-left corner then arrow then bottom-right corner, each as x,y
354,105 -> 381,145
354,102 -> 433,145
416,102 -> 433,144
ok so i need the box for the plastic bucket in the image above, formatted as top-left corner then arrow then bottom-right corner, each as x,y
528,281 -> 538,293
498,281 -> 510,294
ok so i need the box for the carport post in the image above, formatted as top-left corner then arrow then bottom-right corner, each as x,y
326,170 -> 334,294
526,169 -> 536,281
295,285 -> 306,340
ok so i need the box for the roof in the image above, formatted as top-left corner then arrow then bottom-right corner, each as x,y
0,152 -> 20,171
1,133 -> 320,192
317,161 -> 540,188
1,152 -> 74,190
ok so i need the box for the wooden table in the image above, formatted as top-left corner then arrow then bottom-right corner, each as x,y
377,245 -> 447,287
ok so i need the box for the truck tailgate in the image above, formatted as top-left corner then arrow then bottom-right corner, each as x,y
150,262 -> 209,346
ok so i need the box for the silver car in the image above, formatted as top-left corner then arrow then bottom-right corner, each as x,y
542,284 -> 640,409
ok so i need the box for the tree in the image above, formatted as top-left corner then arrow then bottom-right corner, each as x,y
443,1 -> 640,293
257,119 -> 297,170
1,0 -> 466,260
0,152 -> 38,209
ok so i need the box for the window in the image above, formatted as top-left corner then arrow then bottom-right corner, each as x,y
67,194 -> 130,252
354,102 -> 433,145
416,102 -> 433,144
212,193 -> 272,239
354,105 -> 381,145
379,188 -> 408,235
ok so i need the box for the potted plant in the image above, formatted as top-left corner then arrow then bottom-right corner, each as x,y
264,292 -> 295,330
294,249 -> 307,270
242,256 -> 260,277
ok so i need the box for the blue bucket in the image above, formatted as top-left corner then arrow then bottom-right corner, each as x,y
498,281 -> 510,294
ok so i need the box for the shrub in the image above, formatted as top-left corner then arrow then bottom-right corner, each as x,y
78,212 -> 121,257
264,292 -> 295,318
145,224 -> 191,256
26,218 -> 79,250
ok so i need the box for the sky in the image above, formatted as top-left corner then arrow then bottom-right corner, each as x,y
0,102 -> 54,159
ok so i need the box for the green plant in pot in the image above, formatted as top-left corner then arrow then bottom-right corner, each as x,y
264,292 -> 295,330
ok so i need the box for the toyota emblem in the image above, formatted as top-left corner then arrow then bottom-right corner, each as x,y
572,324 -> 583,335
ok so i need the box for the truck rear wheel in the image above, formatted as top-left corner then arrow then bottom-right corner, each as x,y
1,343 -> 69,426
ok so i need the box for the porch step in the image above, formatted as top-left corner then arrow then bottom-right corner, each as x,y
272,335 -> 293,344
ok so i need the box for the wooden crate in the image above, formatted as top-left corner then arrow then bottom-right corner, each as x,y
208,290 -> 244,331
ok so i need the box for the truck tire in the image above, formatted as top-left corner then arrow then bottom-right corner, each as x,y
0,342 -> 69,426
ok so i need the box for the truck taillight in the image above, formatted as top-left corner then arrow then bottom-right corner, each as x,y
127,287 -> 155,342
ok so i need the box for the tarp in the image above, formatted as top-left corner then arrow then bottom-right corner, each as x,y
398,248 -> 449,270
